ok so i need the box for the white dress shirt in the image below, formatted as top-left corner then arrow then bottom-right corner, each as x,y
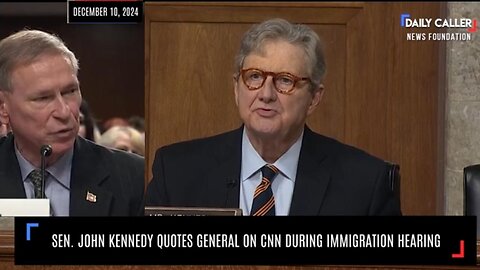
239,128 -> 303,216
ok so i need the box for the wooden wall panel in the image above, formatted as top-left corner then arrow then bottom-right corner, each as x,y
346,2 -> 445,214
145,2 -> 359,181
147,22 -> 347,156
391,3 -> 446,215
343,3 -> 445,214
148,22 -> 243,146
145,2 -> 445,215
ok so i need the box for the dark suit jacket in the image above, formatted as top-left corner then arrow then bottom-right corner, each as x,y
146,126 -> 401,215
146,127 -> 401,216
0,133 -> 145,216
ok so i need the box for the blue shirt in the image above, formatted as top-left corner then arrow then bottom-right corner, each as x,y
239,127 -> 303,216
16,146 -> 72,216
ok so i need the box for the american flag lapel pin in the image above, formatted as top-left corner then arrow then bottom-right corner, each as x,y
86,191 -> 97,203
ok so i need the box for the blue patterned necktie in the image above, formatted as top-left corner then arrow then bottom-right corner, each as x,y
28,169 -> 45,199
251,164 -> 279,216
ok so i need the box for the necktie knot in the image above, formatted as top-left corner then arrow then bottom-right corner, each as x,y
251,164 -> 279,216
261,164 -> 279,184
28,169 -> 45,199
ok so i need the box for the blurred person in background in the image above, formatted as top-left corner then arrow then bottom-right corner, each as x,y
98,125 -> 144,156
78,99 -> 100,142
128,115 -> 145,142
101,116 -> 129,134
128,115 -> 145,134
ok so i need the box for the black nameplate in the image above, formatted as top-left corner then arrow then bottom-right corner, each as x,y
144,206 -> 243,216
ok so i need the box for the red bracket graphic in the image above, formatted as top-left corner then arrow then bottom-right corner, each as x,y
468,19 -> 477,33
451,240 -> 464,258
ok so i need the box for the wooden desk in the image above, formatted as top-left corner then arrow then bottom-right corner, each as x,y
1,229 -> 479,270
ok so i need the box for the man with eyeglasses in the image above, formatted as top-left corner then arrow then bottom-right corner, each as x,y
146,18 -> 401,216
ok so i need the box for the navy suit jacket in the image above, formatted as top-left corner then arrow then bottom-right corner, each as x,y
0,133 -> 145,216
146,126 -> 401,215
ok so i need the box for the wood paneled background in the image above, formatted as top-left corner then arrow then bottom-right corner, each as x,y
145,2 -> 446,215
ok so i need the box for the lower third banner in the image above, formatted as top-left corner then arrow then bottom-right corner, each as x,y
14,216 -> 477,265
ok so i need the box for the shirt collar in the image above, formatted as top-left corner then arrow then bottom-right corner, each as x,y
15,144 -> 73,189
15,147 -> 37,182
241,127 -> 303,182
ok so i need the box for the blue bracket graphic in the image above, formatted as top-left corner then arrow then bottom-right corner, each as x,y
26,223 -> 39,241
400,13 -> 411,27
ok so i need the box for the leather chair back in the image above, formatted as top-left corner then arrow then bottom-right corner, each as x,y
464,164 -> 480,235
385,161 -> 401,208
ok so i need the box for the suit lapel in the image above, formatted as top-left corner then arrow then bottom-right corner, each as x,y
289,128 -> 331,215
69,137 -> 112,216
205,128 -> 242,209
0,134 -> 27,198
187,126 -> 332,214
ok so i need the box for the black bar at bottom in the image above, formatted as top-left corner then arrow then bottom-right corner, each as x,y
14,216 -> 477,265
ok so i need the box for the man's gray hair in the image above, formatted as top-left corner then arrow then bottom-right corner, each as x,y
234,18 -> 326,91
0,29 -> 79,92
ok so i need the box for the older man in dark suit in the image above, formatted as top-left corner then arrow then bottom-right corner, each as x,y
146,18 -> 401,216
0,29 -> 144,216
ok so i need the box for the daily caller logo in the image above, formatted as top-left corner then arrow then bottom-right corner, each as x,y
401,13 -> 477,41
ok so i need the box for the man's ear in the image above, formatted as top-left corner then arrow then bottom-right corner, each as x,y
0,91 -> 10,125
307,84 -> 325,116
233,76 -> 239,107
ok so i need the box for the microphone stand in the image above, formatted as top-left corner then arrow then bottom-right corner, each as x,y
40,145 -> 52,199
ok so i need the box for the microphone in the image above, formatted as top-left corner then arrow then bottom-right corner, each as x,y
224,178 -> 239,207
40,145 -> 52,199
41,145 -> 52,157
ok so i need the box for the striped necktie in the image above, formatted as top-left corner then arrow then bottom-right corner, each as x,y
251,164 -> 279,216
